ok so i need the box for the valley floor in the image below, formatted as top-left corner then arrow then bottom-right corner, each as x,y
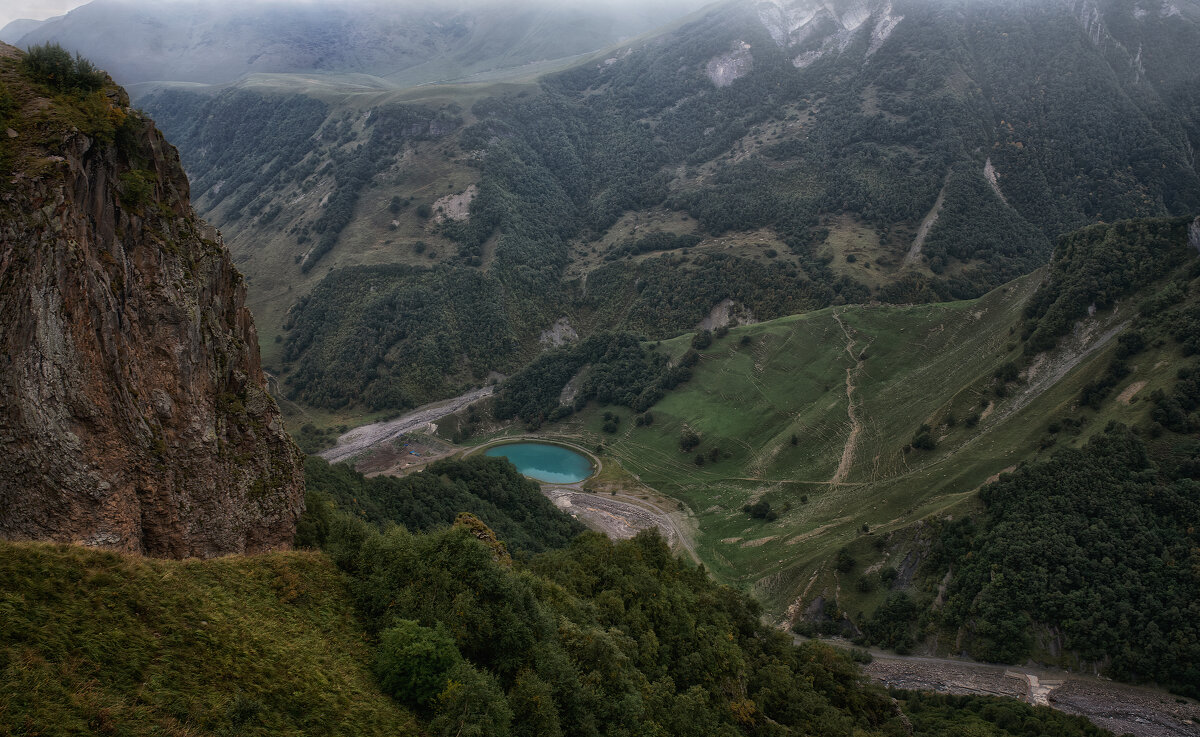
320,385 -> 495,464
855,648 -> 1200,737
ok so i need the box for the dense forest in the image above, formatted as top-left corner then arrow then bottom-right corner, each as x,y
282,264 -> 516,409
295,495 -> 1116,737
1021,218 -> 1196,355
928,427 -> 1200,697
301,455 -> 584,554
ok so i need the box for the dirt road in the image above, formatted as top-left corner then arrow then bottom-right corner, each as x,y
830,310 -> 867,484
903,172 -> 949,267
855,649 -> 1200,737
320,386 -> 494,465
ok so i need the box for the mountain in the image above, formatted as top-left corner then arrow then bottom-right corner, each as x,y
7,0 -> 709,87
137,0 -> 1200,420
0,17 -> 56,44
0,42 -> 303,557
0,8 -> 1196,732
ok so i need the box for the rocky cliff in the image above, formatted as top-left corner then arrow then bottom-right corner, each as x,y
0,43 -> 304,557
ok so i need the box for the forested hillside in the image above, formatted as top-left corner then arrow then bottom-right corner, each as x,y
916,218 -> 1200,696
139,0 -> 1200,415
302,455 -> 585,553
929,427 -> 1200,697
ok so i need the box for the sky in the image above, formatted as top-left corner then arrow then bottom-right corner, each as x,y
0,1 -> 89,29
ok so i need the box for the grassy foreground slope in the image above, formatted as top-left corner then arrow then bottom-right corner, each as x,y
0,542 -> 415,736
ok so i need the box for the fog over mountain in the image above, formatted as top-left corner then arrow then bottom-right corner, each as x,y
0,0 -> 711,86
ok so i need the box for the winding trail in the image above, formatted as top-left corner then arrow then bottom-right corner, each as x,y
903,172 -> 950,267
830,311 -> 866,485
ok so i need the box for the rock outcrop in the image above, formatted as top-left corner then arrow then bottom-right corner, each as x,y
0,43 -> 304,558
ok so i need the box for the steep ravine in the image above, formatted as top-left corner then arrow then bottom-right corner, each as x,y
0,43 -> 303,557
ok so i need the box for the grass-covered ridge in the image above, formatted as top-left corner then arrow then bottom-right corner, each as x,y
536,273 -> 1046,605
0,541 -> 416,736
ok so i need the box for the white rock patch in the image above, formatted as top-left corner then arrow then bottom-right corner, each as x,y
706,42 -> 754,87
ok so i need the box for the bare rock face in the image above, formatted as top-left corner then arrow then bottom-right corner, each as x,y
0,44 -> 304,558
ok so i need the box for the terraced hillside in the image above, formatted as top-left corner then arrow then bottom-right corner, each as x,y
511,275 -> 1050,605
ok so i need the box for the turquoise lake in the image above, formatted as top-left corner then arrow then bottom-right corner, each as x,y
483,443 -> 594,483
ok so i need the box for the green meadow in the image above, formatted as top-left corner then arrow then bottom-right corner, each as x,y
534,270 -> 1176,621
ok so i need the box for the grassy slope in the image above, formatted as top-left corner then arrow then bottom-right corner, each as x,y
534,269 -> 1182,622
0,542 -> 415,737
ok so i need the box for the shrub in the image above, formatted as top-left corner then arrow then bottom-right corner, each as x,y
374,619 -> 461,706
680,428 -> 699,452
744,499 -> 773,520
428,661 -> 512,737
118,170 -> 155,209
0,82 -> 14,119
910,424 -> 937,451
849,647 -> 873,664
22,43 -> 106,92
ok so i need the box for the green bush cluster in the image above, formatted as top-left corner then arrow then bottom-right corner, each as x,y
318,513 -> 917,737
21,43 -> 106,93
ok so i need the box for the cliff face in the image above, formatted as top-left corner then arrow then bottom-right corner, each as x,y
0,44 -> 304,557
